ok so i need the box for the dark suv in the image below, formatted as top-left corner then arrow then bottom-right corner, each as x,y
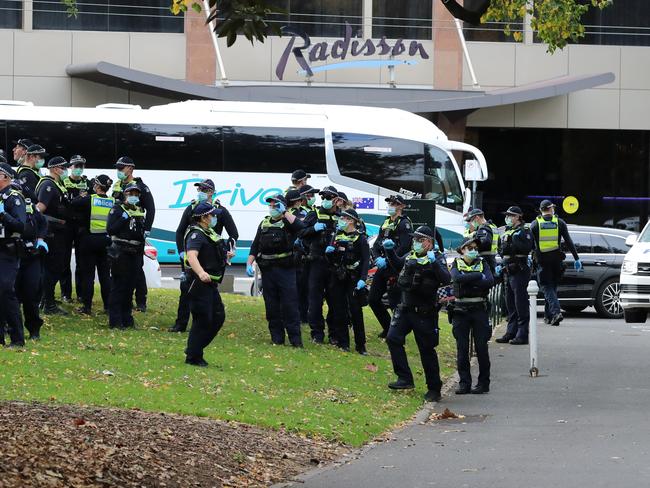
543,225 -> 635,319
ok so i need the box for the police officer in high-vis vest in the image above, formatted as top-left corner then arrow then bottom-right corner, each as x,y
36,156 -> 71,315
61,154 -> 90,303
247,193 -> 305,347
169,179 -> 238,333
17,144 -> 46,201
495,206 -> 534,345
464,208 -> 499,274
299,185 -> 340,344
69,174 -> 114,315
183,202 -> 229,367
11,138 -> 33,167
369,194 -> 413,339
530,199 -> 582,326
450,236 -> 494,395
106,182 -> 146,329
0,162 -> 27,347
384,226 -> 451,402
286,188 -> 310,324
111,156 -> 155,312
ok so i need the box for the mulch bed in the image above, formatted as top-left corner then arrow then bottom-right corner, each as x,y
0,402 -> 349,487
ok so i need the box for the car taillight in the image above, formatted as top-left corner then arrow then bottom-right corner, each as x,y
144,247 -> 158,260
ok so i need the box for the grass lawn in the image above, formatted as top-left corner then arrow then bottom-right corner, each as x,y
0,288 -> 456,446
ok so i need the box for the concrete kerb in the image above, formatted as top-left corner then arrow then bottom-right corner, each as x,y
273,320 -> 508,488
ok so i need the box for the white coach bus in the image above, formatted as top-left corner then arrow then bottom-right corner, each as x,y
0,100 -> 487,264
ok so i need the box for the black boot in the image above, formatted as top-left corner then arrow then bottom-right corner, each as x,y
509,337 -> 528,345
388,378 -> 415,390
455,384 -> 471,395
424,390 -> 442,402
471,384 -> 490,394
168,324 -> 187,333
495,334 -> 513,344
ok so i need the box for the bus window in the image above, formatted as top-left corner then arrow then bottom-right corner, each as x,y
425,144 -> 464,212
223,126 -> 326,174
332,132 -> 424,197
117,124 -> 222,171
7,120 -> 116,168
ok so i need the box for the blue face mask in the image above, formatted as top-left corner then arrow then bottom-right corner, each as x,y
117,170 -> 127,181
505,216 -> 513,227
387,206 -> 397,217
307,197 -> 316,207
126,195 -> 139,206
71,167 -> 84,178
35,159 -> 45,169
210,216 -> 218,227
337,219 -> 348,231
269,207 -> 283,219
59,169 -> 69,179
413,241 -> 424,254
321,199 -> 334,210
465,249 -> 479,260
464,221 -> 471,230
197,191 -> 209,203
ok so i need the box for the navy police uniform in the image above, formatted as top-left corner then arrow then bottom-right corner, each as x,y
287,188 -> 312,324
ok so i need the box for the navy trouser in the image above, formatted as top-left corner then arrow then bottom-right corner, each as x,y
387,307 -> 442,392
537,260 -> 563,320
368,267 -> 401,334
174,275 -> 192,329
61,226 -> 83,300
296,262 -> 310,324
78,234 -> 111,311
42,230 -> 70,306
505,265 -> 531,340
261,265 -> 303,346
16,255 -> 43,338
307,259 -> 333,342
452,305 -> 491,388
0,253 -> 24,346
135,266 -> 147,307
328,275 -> 366,350
108,251 -> 142,328
186,281 -> 225,361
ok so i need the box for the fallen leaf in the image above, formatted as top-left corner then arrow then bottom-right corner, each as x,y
364,364 -> 378,373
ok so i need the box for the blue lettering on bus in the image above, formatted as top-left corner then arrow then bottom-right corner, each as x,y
170,178 -> 283,208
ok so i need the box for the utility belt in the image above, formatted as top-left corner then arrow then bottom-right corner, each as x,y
398,303 -> 437,316
332,263 -> 360,282
503,255 -> 529,274
109,236 -> 144,256
0,238 -> 20,256
454,297 -> 488,311
21,240 -> 42,258
44,214 -> 67,232
186,269 -> 224,290
257,251 -> 293,269
480,251 -> 496,256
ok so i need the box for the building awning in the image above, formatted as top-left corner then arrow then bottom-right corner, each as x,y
66,61 -> 615,113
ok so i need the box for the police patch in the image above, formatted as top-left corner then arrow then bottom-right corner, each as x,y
46,186 -> 51,192
14,199 -> 20,206
191,233 -> 197,239
405,222 -> 411,230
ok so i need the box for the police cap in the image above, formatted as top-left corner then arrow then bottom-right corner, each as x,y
504,206 -> 524,216
26,144 -> 47,156
115,156 -> 135,168
291,169 -> 311,181
337,191 -> 350,203
13,138 -> 33,149
194,179 -> 215,191
265,193 -> 288,205
456,235 -> 479,253
410,225 -> 435,240
341,208 -> 361,222
539,199 -> 556,210
299,184 -> 319,197
386,194 -> 407,206
123,182 -> 141,194
285,189 -> 303,202
192,202 -> 218,217
0,162 -> 15,178
47,156 -> 68,169
319,185 -> 338,198
70,154 -> 86,166
94,174 -> 113,190
0,152 -> 6,164
464,208 -> 484,221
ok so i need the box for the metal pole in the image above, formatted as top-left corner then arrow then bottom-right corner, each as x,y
527,280 -> 539,377
454,18 -> 480,89
202,0 -> 229,85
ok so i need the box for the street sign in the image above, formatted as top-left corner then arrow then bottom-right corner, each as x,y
404,199 -> 436,230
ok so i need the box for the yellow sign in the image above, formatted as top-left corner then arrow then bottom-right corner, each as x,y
563,196 -> 579,214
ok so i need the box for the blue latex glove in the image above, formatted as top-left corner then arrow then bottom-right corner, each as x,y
574,260 -> 583,271
36,238 -> 49,253
294,238 -> 301,246
121,211 -> 129,220
276,202 -> 286,213
246,264 -> 255,277
427,250 -> 436,260
375,257 -> 387,269
325,245 -> 335,254
0,202 -> 4,214
179,251 -> 185,261
356,279 -> 366,290
527,256 -> 533,267
382,239 -> 395,250
495,265 -> 503,277
314,222 -> 326,232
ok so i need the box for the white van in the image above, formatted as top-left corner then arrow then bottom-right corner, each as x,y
620,225 -> 650,323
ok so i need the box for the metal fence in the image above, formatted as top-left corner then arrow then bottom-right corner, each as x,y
488,280 -> 506,329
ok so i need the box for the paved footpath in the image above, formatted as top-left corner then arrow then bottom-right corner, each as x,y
284,313 -> 650,488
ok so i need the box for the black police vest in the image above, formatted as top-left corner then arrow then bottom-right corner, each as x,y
22,201 -> 39,242
258,216 -> 293,257
309,208 -> 338,255
185,225 -> 226,278
115,205 -> 146,243
379,215 -> 410,242
501,225 -> 532,258
35,176 -> 69,220
397,252 -> 441,306
453,258 -> 488,299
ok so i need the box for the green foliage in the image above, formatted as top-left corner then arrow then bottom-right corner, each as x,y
0,289 -> 457,446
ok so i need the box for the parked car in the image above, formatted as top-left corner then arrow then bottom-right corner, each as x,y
620,222 -> 650,323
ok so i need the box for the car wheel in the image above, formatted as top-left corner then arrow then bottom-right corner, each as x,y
594,278 -> 623,319
562,305 -> 587,315
624,309 -> 647,324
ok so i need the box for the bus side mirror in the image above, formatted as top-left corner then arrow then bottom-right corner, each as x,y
626,234 -> 638,247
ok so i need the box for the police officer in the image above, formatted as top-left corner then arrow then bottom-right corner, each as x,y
286,189 -> 310,324
184,202 -> 228,366
111,156 -> 155,312
450,236 -> 494,395
0,162 -> 27,347
61,154 -> 90,303
384,226 -> 451,402
369,194 -> 413,339
325,208 -> 370,354
106,182 -> 146,329
169,179 -> 238,333
246,193 -> 305,347
287,169 -> 311,193
530,200 -> 582,326
69,174 -> 114,315
11,138 -> 33,166
36,156 -> 71,315
464,208 -> 499,273
496,206 -> 534,345
299,185 -> 340,343
17,144 -> 46,201
299,185 -> 318,212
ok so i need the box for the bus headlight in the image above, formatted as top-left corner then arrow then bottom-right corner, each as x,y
622,260 -> 638,274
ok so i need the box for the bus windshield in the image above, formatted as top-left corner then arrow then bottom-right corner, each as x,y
425,144 -> 464,212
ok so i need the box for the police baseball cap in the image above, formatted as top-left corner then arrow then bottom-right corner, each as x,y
265,193 -> 288,205
319,185 -> 338,198
410,225 -> 435,240
13,138 -> 33,149
115,156 -> 135,168
337,191 -> 350,203
341,208 -> 361,222
539,199 -> 556,210
291,169 -> 311,181
457,235 -> 479,253
123,182 -> 141,194
504,206 -> 524,216
70,154 -> 86,166
285,189 -> 303,202
26,144 -> 47,156
47,156 -> 68,169
299,184 -> 319,196
0,162 -> 15,178
194,179 -> 215,191
94,174 -> 113,190
464,208 -> 484,221
386,194 -> 407,206
0,153 -> 6,164
192,202 -> 218,217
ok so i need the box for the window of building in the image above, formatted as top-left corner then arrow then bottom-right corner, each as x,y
463,0 -> 522,42
333,132 -> 425,197
33,0 -> 184,33
222,126 -> 326,174
117,124 -> 222,171
373,0 -> 432,40
576,1 -> 650,47
266,0 -> 362,38
0,0 -> 22,28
